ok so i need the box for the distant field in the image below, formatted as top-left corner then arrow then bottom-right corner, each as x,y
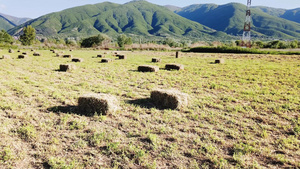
0,49 -> 299,168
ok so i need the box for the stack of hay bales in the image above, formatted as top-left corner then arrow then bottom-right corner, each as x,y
59,64 -> 76,72
138,65 -> 159,72
33,52 -> 41,56
150,89 -> 189,110
101,58 -> 112,63
1,55 -> 11,59
18,55 -> 28,59
152,58 -> 161,63
72,58 -> 84,62
78,93 -> 119,116
215,59 -> 225,64
165,64 -> 184,71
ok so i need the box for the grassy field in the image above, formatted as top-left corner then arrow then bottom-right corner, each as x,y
0,49 -> 299,168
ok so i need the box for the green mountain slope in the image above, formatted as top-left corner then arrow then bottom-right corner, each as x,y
8,0 -> 224,40
176,3 -> 300,39
254,6 -> 300,24
0,13 -> 31,31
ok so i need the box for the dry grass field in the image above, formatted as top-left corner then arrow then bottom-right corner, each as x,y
0,49 -> 299,168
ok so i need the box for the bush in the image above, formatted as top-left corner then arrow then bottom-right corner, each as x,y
81,34 -> 107,48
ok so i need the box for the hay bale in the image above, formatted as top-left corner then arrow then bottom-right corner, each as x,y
78,93 -> 119,116
215,59 -> 225,64
118,55 -> 126,59
138,65 -> 159,72
97,54 -> 105,58
72,58 -> 84,62
8,49 -> 14,53
1,55 -> 11,59
151,89 -> 189,110
55,53 -> 62,57
152,58 -> 161,63
31,49 -> 35,52
69,49 -> 73,52
53,50 -> 57,53
165,64 -> 184,71
17,50 -> 21,52
59,64 -> 76,72
18,55 -> 28,59
101,58 -> 112,63
33,52 -> 41,56
63,55 -> 72,58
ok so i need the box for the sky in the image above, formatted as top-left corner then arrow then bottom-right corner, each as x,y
0,0 -> 300,19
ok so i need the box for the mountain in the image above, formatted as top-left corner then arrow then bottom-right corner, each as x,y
0,13 -> 31,31
164,5 -> 181,12
254,7 -> 300,24
176,3 -> 300,39
8,0 -> 226,40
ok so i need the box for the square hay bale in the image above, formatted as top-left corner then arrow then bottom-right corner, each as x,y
59,64 -> 76,72
69,49 -> 73,52
33,52 -> 41,56
63,55 -> 73,58
101,58 -> 112,63
152,58 -> 161,63
97,54 -> 105,58
165,64 -> 184,71
8,49 -> 14,53
118,55 -> 126,59
31,49 -> 35,52
138,65 -> 159,72
17,50 -> 21,52
215,59 -> 225,64
18,55 -> 28,59
151,89 -> 189,110
53,50 -> 57,53
1,55 -> 11,59
78,93 -> 119,116
72,58 -> 84,62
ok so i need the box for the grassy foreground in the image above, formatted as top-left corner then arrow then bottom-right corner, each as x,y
0,49 -> 299,168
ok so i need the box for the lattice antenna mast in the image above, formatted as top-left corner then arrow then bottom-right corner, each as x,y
242,0 -> 252,48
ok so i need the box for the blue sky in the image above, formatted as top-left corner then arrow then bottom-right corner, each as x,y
0,0 -> 300,18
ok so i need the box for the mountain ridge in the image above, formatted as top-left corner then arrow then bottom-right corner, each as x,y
174,3 -> 300,39
8,1 -> 226,41
0,13 -> 31,31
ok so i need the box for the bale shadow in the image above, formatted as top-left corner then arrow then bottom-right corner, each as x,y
47,105 -> 78,114
127,98 -> 157,109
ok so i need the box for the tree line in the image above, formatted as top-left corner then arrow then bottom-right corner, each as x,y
1,26 -> 300,50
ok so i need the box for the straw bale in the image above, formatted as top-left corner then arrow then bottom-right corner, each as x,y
151,89 -> 189,110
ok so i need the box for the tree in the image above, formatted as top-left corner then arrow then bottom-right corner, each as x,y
0,30 -> 14,44
81,34 -> 106,48
117,34 -> 132,48
20,25 -> 36,46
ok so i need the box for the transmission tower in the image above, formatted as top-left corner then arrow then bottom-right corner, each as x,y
242,0 -> 251,48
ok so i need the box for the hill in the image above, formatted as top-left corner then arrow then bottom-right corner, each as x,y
254,6 -> 300,24
0,13 -> 31,31
176,3 -> 300,39
8,0 -> 226,40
